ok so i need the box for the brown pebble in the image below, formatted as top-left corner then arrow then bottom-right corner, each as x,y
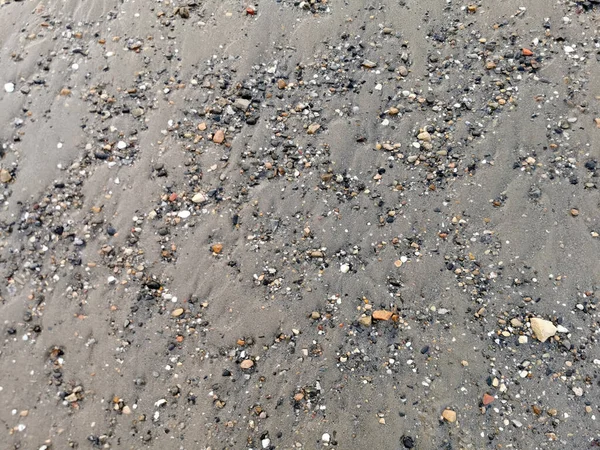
198,122 -> 207,131
213,129 -> 225,144
442,409 -> 457,422
60,88 -> 72,96
372,310 -> 393,321
570,208 -> 579,217
277,79 -> 287,89
240,359 -> 254,369
171,308 -> 184,317
211,243 -> 223,254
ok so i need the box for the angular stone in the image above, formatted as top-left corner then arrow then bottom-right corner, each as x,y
358,315 -> 372,327
372,310 -> 393,321
213,129 -> 225,144
442,409 -> 456,422
530,317 -> 557,342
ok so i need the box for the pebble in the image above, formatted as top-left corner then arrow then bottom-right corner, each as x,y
358,315 -> 372,327
213,129 -> 225,144
0,169 -> 12,183
340,263 -> 350,273
530,317 -> 557,342
442,409 -> 457,422
240,359 -> 254,370
307,123 -> 321,135
4,82 -> 15,93
171,308 -> 184,317
191,193 -> 207,203
372,310 -> 392,321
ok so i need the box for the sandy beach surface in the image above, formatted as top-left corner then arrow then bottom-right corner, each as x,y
1,0 -> 600,449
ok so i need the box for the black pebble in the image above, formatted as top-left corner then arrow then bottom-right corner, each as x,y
402,435 -> 415,448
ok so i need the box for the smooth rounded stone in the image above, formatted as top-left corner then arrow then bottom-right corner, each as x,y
398,65 -> 408,76
4,82 -> 15,93
417,131 -> 431,141
117,141 -> 127,150
340,263 -> 350,273
171,308 -> 184,317
177,210 -> 191,219
530,317 -> 557,342
240,359 -> 254,369
321,433 -> 330,443
191,192 -> 207,203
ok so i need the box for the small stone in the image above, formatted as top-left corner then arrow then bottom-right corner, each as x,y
388,107 -> 399,115
211,243 -> 223,254
0,169 -> 12,183
485,61 -> 496,70
372,310 -> 393,321
177,210 -> 190,219
191,193 -> 207,203
198,122 -> 207,131
234,98 -> 251,111
358,315 -> 372,327
4,82 -> 15,93
482,394 -> 494,406
132,107 -> 144,117
213,129 -> 225,144
570,208 -> 579,217
398,66 -> 408,77
595,118 -> 600,128
311,311 -> 321,320
122,405 -> 132,415
522,48 -> 533,56
307,123 -> 320,135
340,263 -> 350,273
171,308 -> 184,317
417,131 -> 431,141
530,317 -> 557,342
240,359 -> 254,370
59,88 -> 71,96
442,409 -> 457,422
518,335 -> 528,344
277,79 -> 287,89
362,60 -> 377,68
65,393 -> 78,403
321,433 -> 330,443
294,392 -> 304,401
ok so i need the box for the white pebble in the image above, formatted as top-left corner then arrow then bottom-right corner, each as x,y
4,82 -> 15,93
321,433 -> 330,443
